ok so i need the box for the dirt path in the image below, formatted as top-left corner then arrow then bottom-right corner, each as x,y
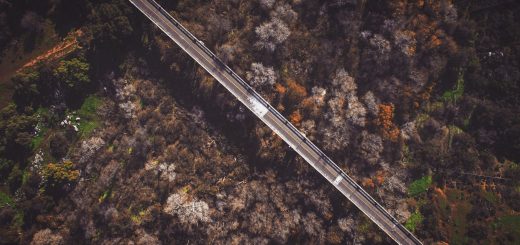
0,29 -> 83,108
18,30 -> 83,72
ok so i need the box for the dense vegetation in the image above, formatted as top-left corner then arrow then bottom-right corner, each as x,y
0,0 -> 519,244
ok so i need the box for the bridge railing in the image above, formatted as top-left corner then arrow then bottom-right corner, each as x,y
141,0 -> 422,243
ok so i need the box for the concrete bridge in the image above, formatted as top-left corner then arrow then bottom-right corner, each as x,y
128,0 -> 422,244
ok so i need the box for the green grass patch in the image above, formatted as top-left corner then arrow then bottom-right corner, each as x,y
451,202 -> 471,244
446,189 -> 472,245
36,107 -> 50,115
497,215 -> 520,242
31,107 -> 51,149
482,191 -> 499,205
0,191 -> 13,208
438,195 -> 449,218
442,70 -> 465,103
405,210 -> 424,232
22,168 -> 31,185
77,95 -> 103,138
408,175 -> 432,196
78,95 -> 103,118
31,132 -> 46,150
78,120 -> 100,137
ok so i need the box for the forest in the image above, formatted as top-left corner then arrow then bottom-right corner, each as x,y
0,0 -> 519,244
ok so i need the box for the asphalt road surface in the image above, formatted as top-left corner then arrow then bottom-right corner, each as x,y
129,0 -> 422,244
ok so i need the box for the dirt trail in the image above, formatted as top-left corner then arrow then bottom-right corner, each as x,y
18,29 -> 83,72
0,29 -> 83,108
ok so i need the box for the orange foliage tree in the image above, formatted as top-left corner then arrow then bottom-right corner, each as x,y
362,177 -> 375,189
375,170 -> 386,185
377,103 -> 400,142
274,83 -> 286,95
300,97 -> 319,117
289,110 -> 302,125
42,161 -> 80,188
285,78 -> 307,104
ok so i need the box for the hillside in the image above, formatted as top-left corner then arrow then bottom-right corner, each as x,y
0,0 -> 519,244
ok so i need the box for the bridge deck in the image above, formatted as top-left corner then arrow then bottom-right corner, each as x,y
128,0 -> 422,244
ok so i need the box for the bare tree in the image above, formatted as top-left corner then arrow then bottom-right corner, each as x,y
246,63 -> 277,87
311,86 -> 327,106
369,34 -> 392,55
320,69 -> 367,151
362,91 -> 379,116
255,18 -> 290,51
337,216 -> 355,233
393,30 -> 417,57
163,191 -> 210,225
272,4 -> 298,24
30,229 -> 64,245
346,95 -> 367,127
217,43 -> 239,63
359,131 -> 384,165
332,69 -> 357,94
302,212 -> 325,241
135,229 -> 160,245
258,0 -> 275,9
79,137 -> 105,164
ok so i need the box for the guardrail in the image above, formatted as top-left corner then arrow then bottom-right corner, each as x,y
140,0 -> 422,243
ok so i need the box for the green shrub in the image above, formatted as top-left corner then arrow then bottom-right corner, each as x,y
0,191 -> 13,208
7,164 -> 23,190
0,104 -> 38,151
408,175 -> 432,196
442,70 -> 464,103
31,108 -> 50,150
78,95 -> 103,117
54,58 -> 90,89
42,161 -> 79,187
12,69 -> 41,107
405,210 -> 424,232
77,95 -> 104,137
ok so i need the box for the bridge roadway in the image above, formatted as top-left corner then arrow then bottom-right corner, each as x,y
128,0 -> 422,244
